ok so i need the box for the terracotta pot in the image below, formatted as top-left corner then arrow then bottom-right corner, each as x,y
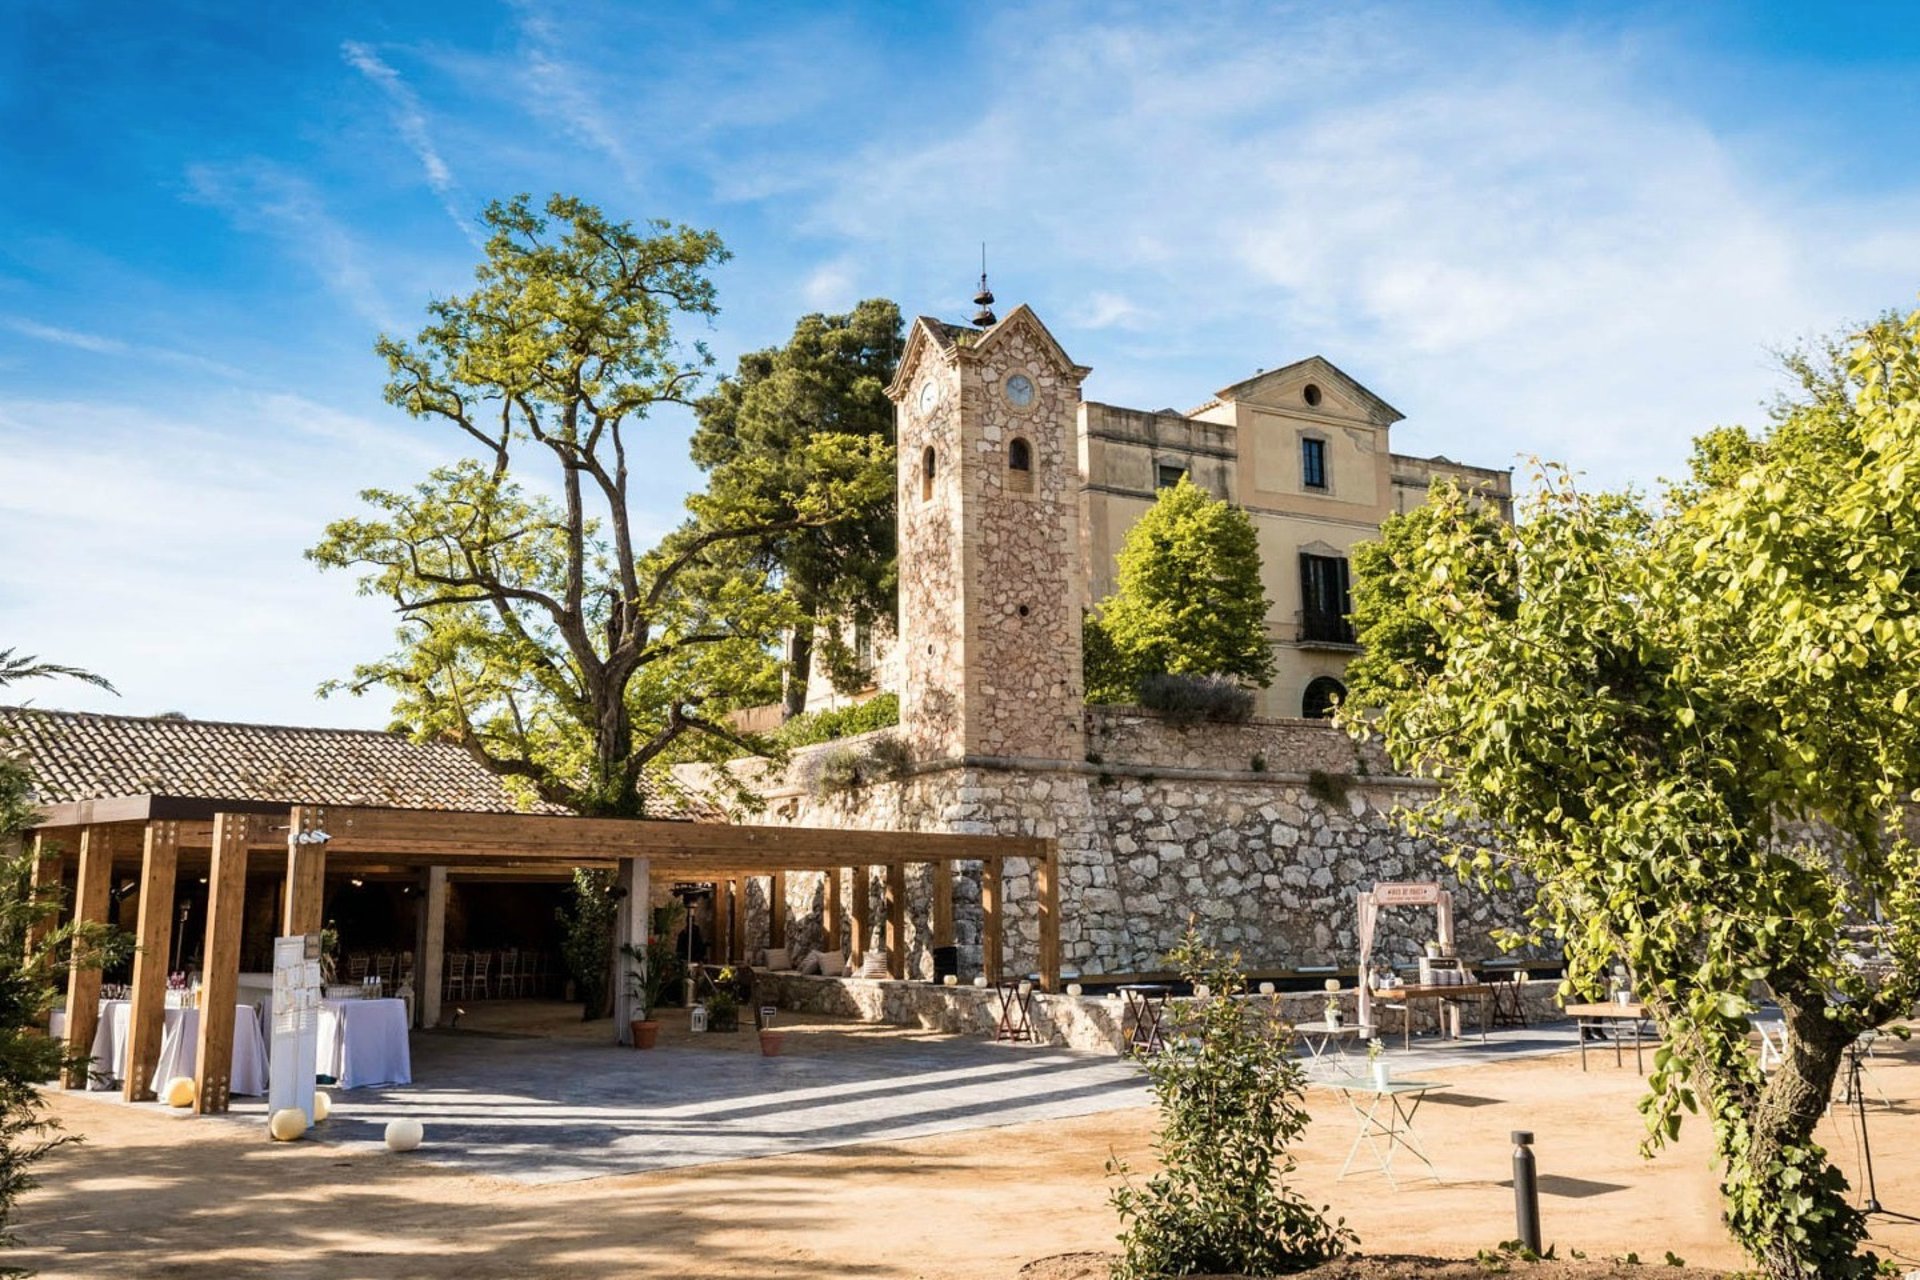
631,1019 -> 661,1050
759,1030 -> 786,1057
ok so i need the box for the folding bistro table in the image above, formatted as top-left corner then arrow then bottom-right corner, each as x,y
1321,1077 -> 1451,1188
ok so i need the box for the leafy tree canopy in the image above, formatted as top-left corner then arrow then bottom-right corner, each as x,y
1085,477 -> 1275,702
311,195 -> 868,816
690,299 -> 902,714
1343,308 -> 1920,1279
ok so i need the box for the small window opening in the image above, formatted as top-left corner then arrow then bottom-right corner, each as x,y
1017,604 -> 1030,618
1156,463 -> 1188,490
1303,676 -> 1347,719
1303,383 -> 1323,407
921,445 -> 936,500
1302,436 -> 1328,490
1008,438 -> 1031,471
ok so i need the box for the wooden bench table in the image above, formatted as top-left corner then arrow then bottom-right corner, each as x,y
1564,1001 -> 1656,1072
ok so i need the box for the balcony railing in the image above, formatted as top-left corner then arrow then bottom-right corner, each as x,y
1298,609 -> 1356,646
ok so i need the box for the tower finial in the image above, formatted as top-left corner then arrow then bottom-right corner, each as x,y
971,243 -> 996,326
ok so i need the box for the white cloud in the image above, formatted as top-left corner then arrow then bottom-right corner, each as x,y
799,258 -> 859,311
340,40 -> 481,247
506,0 -> 644,189
183,161 -> 402,333
790,5 -> 1920,490
3,315 -> 249,381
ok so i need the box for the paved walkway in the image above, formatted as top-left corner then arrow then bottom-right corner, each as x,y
229,1029 -> 1152,1184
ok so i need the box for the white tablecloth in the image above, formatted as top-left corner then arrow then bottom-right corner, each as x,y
49,1000 -> 133,1089
317,998 -> 411,1090
149,1005 -> 270,1097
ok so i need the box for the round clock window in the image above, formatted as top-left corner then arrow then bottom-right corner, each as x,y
918,380 -> 940,415
1004,373 -> 1035,408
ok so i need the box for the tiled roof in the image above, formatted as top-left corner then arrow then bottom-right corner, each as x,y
0,706 -> 598,815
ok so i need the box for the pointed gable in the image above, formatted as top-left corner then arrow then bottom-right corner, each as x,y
885,316 -> 969,402
1210,356 -> 1403,427
969,304 -> 1092,381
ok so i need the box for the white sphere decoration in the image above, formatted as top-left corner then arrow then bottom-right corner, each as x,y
1066,983 -> 1083,997
384,1119 -> 424,1153
163,1076 -> 196,1108
972,976 -> 988,988
1258,982 -> 1276,996
268,1108 -> 308,1142
312,1091 -> 332,1123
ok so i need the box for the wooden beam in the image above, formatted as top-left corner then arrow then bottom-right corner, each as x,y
60,826 -> 114,1089
824,869 -> 843,958
981,858 -> 1003,986
1036,844 -> 1061,994
123,821 -> 180,1102
281,805 -> 327,936
930,859 -> 954,950
767,871 -> 786,951
418,866 -> 447,1029
885,862 -> 907,979
729,877 -> 747,965
24,833 -> 65,962
193,813 -> 250,1114
849,867 -> 871,966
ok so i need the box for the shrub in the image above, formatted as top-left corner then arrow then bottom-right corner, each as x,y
1109,926 -> 1354,1278
1137,673 -> 1255,725
776,692 -> 900,747
1305,769 -> 1350,808
802,733 -> 912,797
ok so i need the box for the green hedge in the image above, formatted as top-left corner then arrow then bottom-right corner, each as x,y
775,692 -> 900,747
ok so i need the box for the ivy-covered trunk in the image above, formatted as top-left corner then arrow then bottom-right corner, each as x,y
1680,994 -> 1867,1280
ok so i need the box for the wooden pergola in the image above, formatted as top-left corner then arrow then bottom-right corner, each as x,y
31,796 -> 1059,1114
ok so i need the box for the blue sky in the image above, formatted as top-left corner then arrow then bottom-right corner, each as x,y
3,1 -> 1918,727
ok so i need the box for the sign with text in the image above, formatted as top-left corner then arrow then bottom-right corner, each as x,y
1371,882 -> 1444,906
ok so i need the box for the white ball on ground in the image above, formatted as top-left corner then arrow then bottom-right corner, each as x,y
312,1091 -> 332,1123
384,1119 -> 424,1152
268,1108 -> 308,1141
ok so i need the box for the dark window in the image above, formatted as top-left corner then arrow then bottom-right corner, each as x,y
1303,383 -> 1323,407
1301,437 -> 1328,490
1156,463 -> 1187,489
1299,553 -> 1354,644
1303,676 -> 1347,719
1009,438 -> 1032,471
921,445 -> 936,500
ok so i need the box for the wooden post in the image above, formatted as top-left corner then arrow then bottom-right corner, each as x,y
123,821 -> 179,1102
729,877 -> 747,965
768,871 -> 786,951
61,826 -> 114,1089
824,869 -> 843,958
981,858 -> 1003,986
282,805 -> 328,936
193,813 -> 249,1114
25,833 -> 65,962
885,862 -> 907,979
611,857 -> 650,1044
849,867 -> 871,966
931,859 -> 954,949
418,866 -> 447,1029
1036,844 -> 1061,993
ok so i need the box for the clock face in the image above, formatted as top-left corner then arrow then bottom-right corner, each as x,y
1005,373 -> 1035,408
918,380 -> 940,415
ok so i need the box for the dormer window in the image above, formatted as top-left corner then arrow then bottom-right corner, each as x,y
1302,436 -> 1328,490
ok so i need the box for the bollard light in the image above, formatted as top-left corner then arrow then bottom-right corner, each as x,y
1511,1130 -> 1541,1256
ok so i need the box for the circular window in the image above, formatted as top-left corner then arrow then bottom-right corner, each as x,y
1303,383 -> 1323,407
1005,373 -> 1035,408
1303,676 -> 1346,719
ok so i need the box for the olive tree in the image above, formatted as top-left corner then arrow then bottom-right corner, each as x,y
1342,308 -> 1920,1279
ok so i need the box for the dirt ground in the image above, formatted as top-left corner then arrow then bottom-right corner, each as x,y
16,1018 -> 1920,1279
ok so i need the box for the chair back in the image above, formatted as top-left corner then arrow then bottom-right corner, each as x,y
471,951 -> 491,979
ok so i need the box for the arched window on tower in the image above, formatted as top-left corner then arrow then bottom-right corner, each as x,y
1007,437 -> 1033,492
921,445 -> 936,500
1303,676 -> 1347,720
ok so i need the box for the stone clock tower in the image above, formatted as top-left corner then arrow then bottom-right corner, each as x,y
886,304 -> 1092,763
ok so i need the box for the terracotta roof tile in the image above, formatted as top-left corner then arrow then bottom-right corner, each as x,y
0,706 -> 678,816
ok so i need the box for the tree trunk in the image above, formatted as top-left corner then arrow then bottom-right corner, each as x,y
1710,993 -> 1869,1280
782,623 -> 814,721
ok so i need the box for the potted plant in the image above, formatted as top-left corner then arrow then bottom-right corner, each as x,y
1367,1036 -> 1389,1089
1323,977 -> 1343,1028
759,1007 -> 785,1056
706,966 -> 742,1033
621,903 -> 683,1050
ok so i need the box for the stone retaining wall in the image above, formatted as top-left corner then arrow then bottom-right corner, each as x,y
1085,706 -> 1393,777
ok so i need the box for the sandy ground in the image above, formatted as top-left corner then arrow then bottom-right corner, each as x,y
15,1019 -> 1920,1279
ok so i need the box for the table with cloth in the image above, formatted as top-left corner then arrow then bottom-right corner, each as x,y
49,1000 -> 134,1089
148,1005 -> 271,1097
317,998 -> 412,1089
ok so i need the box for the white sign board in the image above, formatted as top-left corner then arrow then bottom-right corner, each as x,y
268,934 -> 321,1124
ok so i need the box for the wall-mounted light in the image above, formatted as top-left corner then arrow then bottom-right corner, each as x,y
349,878 -> 365,888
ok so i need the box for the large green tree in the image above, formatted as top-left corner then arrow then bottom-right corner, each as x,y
690,299 -> 901,717
1344,309 -> 1920,1279
311,196 -> 870,817
1085,476 -> 1275,702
